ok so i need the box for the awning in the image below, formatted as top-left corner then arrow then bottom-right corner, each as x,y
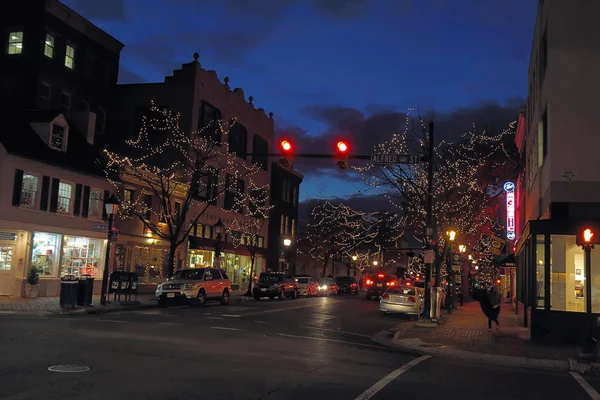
499,253 -> 516,268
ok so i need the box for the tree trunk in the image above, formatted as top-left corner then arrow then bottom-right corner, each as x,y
321,255 -> 328,277
167,242 -> 177,278
246,253 -> 255,297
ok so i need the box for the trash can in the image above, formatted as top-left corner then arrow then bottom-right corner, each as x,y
77,274 -> 95,306
60,275 -> 79,308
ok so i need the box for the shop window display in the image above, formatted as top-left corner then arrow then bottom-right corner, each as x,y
133,246 -> 168,284
31,232 -> 61,277
61,236 -> 104,278
189,249 -> 213,269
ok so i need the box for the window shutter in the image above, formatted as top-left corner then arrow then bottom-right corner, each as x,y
40,176 -> 50,211
49,178 -> 60,212
102,190 -> 110,220
81,185 -> 90,217
12,169 -> 24,206
73,184 -> 83,216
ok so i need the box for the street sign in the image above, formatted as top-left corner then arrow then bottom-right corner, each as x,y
109,231 -> 118,242
424,249 -> 434,263
489,235 -> 505,255
371,153 -> 421,165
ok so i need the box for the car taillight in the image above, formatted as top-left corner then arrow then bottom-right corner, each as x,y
407,297 -> 416,303
387,281 -> 396,286
405,282 -> 411,286
377,274 -> 385,278
366,279 -> 373,285
382,293 -> 389,300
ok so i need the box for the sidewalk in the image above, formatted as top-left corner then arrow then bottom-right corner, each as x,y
373,301 -> 581,371
0,289 -> 252,316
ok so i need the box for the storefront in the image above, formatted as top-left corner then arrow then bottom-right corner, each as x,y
0,231 -> 20,296
516,218 -> 600,344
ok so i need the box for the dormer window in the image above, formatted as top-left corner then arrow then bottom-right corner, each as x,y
50,124 -> 66,151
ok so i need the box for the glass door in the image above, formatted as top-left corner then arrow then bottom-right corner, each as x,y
0,245 -> 14,295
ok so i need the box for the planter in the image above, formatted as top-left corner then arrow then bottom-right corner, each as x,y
25,284 -> 40,299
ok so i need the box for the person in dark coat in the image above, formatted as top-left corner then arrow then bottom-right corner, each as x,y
476,287 -> 501,332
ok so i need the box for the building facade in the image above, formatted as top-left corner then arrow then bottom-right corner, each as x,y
515,0 -> 600,343
106,56 -> 274,290
267,161 -> 302,274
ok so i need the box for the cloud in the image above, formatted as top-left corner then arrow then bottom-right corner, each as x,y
69,0 -> 127,20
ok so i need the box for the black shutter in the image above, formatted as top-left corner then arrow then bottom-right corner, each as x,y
81,185 -> 90,217
73,184 -> 83,216
40,176 -> 50,211
49,178 -> 60,212
12,169 -> 24,206
102,190 -> 110,220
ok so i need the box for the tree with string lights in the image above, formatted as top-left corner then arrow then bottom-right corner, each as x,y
358,109 -> 520,284
104,102 -> 261,278
226,179 -> 272,296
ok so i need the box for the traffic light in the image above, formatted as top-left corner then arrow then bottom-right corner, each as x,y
280,140 -> 293,161
496,278 -> 501,285
336,141 -> 349,169
577,227 -> 598,248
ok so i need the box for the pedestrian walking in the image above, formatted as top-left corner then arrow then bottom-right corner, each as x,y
475,286 -> 501,332
489,285 -> 502,330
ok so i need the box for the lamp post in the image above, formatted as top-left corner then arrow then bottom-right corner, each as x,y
283,238 -> 291,272
213,218 -> 225,268
352,255 -> 358,276
458,244 -> 466,306
100,194 -> 119,306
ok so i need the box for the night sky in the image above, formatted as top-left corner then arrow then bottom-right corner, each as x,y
65,0 -> 538,209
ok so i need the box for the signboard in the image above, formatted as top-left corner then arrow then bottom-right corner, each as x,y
560,170 -> 576,181
424,249 -> 434,263
451,265 -> 462,271
451,254 -> 461,265
0,232 -> 17,241
504,181 -> 516,240
489,235 -> 506,255
371,153 -> 421,165
109,230 -> 118,242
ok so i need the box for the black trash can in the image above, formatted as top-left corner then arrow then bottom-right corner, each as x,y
60,275 -> 79,308
77,274 -> 95,306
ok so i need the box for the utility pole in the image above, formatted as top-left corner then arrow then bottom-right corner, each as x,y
423,121 -> 435,320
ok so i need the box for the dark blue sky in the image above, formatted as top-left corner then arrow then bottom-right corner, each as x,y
67,0 -> 537,206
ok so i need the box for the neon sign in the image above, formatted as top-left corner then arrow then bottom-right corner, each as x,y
504,181 -> 515,240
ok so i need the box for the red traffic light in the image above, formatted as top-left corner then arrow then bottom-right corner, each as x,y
584,228 -> 594,243
496,279 -> 501,285
337,141 -> 348,153
577,226 -> 598,248
281,140 -> 292,152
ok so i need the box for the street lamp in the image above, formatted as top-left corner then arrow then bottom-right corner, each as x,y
100,194 -> 120,306
283,238 -> 292,247
213,218 -> 225,268
352,255 -> 358,261
459,244 -> 466,253
447,229 -> 456,242
372,260 -> 378,266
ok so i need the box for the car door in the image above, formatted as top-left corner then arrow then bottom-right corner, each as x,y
211,269 -> 224,297
203,269 -> 216,297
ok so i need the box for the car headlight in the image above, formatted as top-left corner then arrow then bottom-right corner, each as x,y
184,283 -> 195,290
320,285 -> 327,290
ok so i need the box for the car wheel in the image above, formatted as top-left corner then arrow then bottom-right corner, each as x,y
158,298 -> 169,308
279,289 -> 286,300
220,289 -> 230,305
197,289 -> 206,306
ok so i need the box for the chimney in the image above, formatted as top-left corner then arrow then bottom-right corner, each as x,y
72,109 -> 96,145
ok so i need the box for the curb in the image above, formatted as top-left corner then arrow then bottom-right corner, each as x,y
372,329 -> 572,372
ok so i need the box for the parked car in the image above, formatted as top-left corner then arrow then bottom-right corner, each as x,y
317,277 -> 338,296
253,272 -> 298,300
155,268 -> 232,308
365,273 -> 397,300
380,285 -> 424,315
297,276 -> 319,297
334,276 -> 359,295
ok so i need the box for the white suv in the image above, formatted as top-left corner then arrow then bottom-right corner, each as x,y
156,268 -> 232,307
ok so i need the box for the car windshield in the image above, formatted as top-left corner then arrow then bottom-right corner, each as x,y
297,278 -> 309,284
387,287 -> 416,295
259,274 -> 283,283
172,269 -> 204,280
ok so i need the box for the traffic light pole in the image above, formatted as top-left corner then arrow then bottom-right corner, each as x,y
423,121 -> 435,320
584,245 -> 596,355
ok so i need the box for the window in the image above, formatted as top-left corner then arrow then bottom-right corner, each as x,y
88,189 -> 103,219
96,108 -> 106,135
143,194 -> 152,219
280,215 -> 285,235
123,188 -> 134,216
50,124 -> 66,151
291,218 -> 296,237
199,101 -> 222,140
282,180 -> 290,202
252,134 -> 269,170
61,236 -> 105,278
224,174 -> 236,210
38,82 -> 51,108
229,122 -> 248,159
249,188 -> 267,218
292,186 -> 298,205
44,34 -> 54,58
31,232 -> 62,277
196,168 -> 218,205
65,45 -> 75,69
7,32 -> 23,55
61,92 -> 71,116
20,174 -> 38,208
57,182 -> 72,213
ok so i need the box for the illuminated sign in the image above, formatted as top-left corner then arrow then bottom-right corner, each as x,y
504,181 -> 515,240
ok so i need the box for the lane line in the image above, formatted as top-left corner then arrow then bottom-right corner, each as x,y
158,322 -> 184,326
354,355 -> 431,400
97,319 -> 127,323
276,333 -> 385,349
253,320 -> 269,324
243,300 -> 346,317
210,326 -> 244,331
300,326 -> 372,338
221,314 -> 242,318
205,316 -> 224,320
570,372 -> 600,399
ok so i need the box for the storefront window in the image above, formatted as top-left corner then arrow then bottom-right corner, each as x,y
536,235 -> 545,308
31,232 -> 61,277
550,235 -> 587,312
189,249 -> 213,269
61,236 -> 105,278
133,246 -> 167,284
222,253 -> 263,287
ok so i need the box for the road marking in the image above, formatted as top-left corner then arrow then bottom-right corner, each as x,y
221,314 -> 242,318
97,319 -> 127,323
276,333 -> 385,349
354,356 -> 431,400
253,320 -> 269,324
570,371 -> 600,399
243,300 -> 345,317
204,313 -> 212,315
210,326 -> 244,331
0,311 -> 16,314
158,322 -> 184,326
205,316 -> 223,320
300,326 -> 372,338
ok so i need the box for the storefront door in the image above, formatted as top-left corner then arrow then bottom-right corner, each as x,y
0,245 -> 15,295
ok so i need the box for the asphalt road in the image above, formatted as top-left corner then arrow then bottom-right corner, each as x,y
0,294 -> 597,399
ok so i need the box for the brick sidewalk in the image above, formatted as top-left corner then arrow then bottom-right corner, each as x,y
394,301 -> 579,360
0,289 -> 250,315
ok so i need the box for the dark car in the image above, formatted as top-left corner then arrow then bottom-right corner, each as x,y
334,276 -> 359,295
253,272 -> 298,300
365,273 -> 397,300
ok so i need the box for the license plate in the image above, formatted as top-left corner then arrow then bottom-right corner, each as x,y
261,288 -> 266,292
167,293 -> 175,298
377,283 -> 383,287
